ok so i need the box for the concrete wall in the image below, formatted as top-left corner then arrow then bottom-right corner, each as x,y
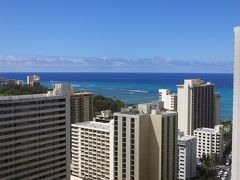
232,26 -> 240,180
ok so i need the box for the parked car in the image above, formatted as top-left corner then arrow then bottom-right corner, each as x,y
223,171 -> 228,177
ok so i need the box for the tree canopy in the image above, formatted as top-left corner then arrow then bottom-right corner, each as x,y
93,95 -> 126,114
0,84 -> 48,96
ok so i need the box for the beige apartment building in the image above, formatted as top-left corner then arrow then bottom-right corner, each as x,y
0,85 -> 71,179
194,125 -> 224,159
177,79 -> 220,135
70,121 -> 114,180
113,101 -> 178,180
70,92 -> 94,124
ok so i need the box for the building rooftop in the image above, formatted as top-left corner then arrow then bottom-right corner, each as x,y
195,125 -> 223,133
72,121 -> 111,132
194,127 -> 217,133
178,134 -> 196,141
234,26 -> 240,32
71,92 -> 94,96
177,79 -> 214,88
0,93 -> 57,101
115,108 -> 176,116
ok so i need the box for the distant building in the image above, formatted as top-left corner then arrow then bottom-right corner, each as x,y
6,79 -> 17,85
113,101 -> 178,180
52,83 -> 73,96
159,89 -> 177,111
0,84 -> 71,179
178,132 -> 196,180
16,80 -> 24,86
94,110 -> 113,123
70,92 -> 94,124
177,79 -> 220,135
27,74 -> 40,87
194,125 -> 224,159
232,26 -> 240,180
0,77 -> 6,84
70,121 -> 114,180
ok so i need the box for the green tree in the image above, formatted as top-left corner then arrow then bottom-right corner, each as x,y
0,84 -> 48,96
93,95 -> 126,114
199,153 -> 220,178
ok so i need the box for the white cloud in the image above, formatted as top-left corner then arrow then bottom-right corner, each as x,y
0,55 -> 233,73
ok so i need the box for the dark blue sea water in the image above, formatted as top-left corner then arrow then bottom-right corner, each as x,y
0,72 -> 233,121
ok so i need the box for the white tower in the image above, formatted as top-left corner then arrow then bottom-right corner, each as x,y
232,26 -> 240,180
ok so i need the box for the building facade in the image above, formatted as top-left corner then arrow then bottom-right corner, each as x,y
27,74 -> 40,87
213,93 -> 221,125
177,79 -> 220,135
159,89 -> 177,111
232,26 -> 240,180
178,132 -> 196,180
194,125 -> 223,159
0,90 -> 70,179
113,102 -> 178,180
70,92 -> 94,124
71,121 -> 114,180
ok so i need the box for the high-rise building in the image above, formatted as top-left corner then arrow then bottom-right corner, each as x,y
232,26 -> 240,180
70,121 -> 114,180
113,101 -> 178,180
159,89 -> 177,111
194,125 -> 224,159
70,92 -> 94,124
177,79 -> 220,135
0,84 -> 71,179
178,132 -> 196,180
27,74 -> 40,87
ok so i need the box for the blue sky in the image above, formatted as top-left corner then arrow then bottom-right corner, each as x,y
0,0 -> 239,72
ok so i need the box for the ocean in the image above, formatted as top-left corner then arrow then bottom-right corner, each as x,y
0,72 -> 233,121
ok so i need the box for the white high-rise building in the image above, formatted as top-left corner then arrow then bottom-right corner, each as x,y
159,89 -> 177,111
232,26 -> 240,180
113,101 -> 178,180
194,125 -> 224,159
178,132 -> 196,180
0,85 -> 71,179
70,121 -> 114,180
177,79 -> 220,135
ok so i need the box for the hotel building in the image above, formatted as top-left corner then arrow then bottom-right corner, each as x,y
27,74 -> 40,87
0,84 -> 71,179
159,89 -> 177,111
113,101 -> 178,180
70,92 -> 94,124
70,121 -> 114,180
194,125 -> 223,159
178,132 -> 196,180
177,79 -> 220,135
